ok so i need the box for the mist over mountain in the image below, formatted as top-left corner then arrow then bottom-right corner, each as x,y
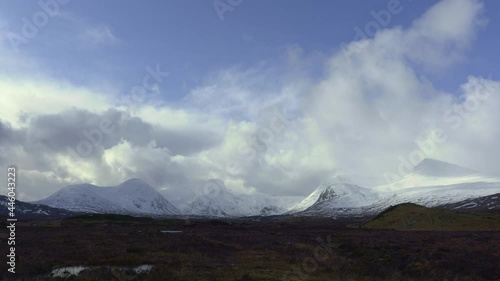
288,158 -> 500,217
30,158 -> 500,218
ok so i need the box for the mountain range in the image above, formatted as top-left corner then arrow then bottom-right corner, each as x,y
182,186 -> 297,217
4,158 -> 499,219
34,178 -> 180,217
289,159 -> 500,217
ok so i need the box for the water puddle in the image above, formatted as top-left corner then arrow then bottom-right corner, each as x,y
52,266 -> 87,278
133,264 -> 153,274
160,230 -> 183,233
50,264 -> 153,278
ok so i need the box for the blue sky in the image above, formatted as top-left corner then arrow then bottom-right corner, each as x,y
1,0 -> 500,201
2,0 -> 499,99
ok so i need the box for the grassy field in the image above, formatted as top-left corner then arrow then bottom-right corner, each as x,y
364,203 -> 500,231
1,211 -> 500,281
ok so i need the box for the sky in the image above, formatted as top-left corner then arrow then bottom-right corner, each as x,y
0,0 -> 500,201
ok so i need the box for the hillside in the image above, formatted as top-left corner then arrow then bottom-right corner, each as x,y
440,193 -> 500,211
0,195 -> 76,219
364,203 -> 500,231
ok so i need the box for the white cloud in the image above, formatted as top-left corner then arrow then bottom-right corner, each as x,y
0,77 -> 113,127
1,0 -> 499,201
403,0 -> 485,71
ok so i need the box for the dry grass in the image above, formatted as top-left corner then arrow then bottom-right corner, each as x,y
0,214 -> 499,281
364,203 -> 500,231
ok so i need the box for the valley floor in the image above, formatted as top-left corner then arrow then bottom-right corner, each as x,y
1,216 -> 499,281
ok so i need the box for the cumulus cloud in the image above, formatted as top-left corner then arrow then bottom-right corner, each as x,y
403,0 -> 485,71
1,0 -> 499,202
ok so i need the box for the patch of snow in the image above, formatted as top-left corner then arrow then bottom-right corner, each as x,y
453,202 -> 478,209
134,264 -> 153,274
52,266 -> 87,278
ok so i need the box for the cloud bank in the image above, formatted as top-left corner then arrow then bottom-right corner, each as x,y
0,0 -> 499,201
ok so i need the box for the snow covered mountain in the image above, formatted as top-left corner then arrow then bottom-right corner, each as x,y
31,159 -> 500,218
288,182 -> 380,214
378,158 -> 499,191
376,159 -> 500,207
182,185 -> 300,217
290,159 -> 500,217
36,178 -> 300,218
35,179 -> 179,216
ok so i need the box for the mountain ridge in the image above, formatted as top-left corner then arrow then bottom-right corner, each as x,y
289,158 -> 500,217
34,179 -> 180,217
411,158 -> 479,177
30,158 -> 500,219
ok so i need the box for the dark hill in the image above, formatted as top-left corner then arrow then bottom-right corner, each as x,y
364,203 -> 500,231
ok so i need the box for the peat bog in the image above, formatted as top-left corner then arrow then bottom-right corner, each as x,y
1,215 -> 499,281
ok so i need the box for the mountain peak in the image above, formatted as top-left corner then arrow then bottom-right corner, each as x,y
36,179 -> 179,216
412,158 -> 478,177
288,182 -> 380,213
121,178 -> 149,185
323,174 -> 352,185
118,178 -> 154,191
